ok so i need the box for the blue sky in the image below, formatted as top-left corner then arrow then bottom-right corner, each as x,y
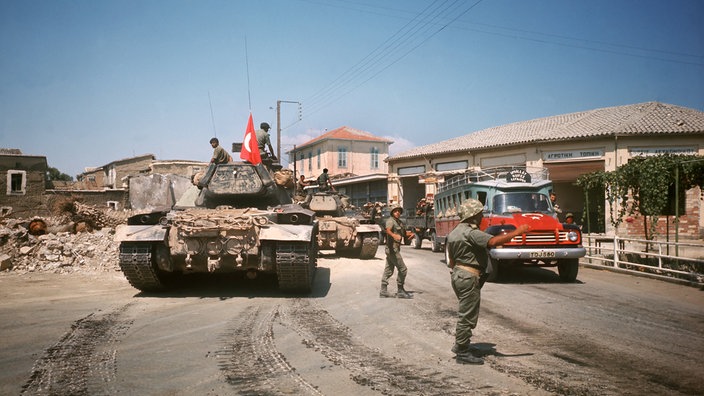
1,0 -> 703,177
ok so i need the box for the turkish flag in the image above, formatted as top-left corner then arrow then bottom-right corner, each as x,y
240,113 -> 262,165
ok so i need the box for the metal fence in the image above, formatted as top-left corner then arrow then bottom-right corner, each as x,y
582,234 -> 704,286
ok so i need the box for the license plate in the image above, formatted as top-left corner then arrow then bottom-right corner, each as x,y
530,251 -> 555,258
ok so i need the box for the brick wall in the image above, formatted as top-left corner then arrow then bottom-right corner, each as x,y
620,187 -> 702,239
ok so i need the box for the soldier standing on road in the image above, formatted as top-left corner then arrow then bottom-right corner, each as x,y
446,199 -> 529,364
380,205 -> 414,299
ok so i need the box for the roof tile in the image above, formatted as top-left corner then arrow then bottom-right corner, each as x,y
297,126 -> 393,150
389,102 -> 704,161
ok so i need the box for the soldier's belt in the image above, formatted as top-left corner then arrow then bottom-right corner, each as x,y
454,263 -> 482,277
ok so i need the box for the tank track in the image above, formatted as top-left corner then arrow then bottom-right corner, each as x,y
118,242 -> 167,292
275,242 -> 316,293
358,234 -> 380,260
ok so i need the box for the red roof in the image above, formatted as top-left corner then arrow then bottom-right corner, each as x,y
296,126 -> 392,150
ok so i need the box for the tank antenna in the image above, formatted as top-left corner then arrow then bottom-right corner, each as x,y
208,90 -> 217,137
245,36 -> 252,111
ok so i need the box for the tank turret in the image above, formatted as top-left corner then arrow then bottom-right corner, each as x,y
193,162 -> 292,209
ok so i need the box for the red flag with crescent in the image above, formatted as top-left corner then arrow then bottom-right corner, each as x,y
240,113 -> 261,165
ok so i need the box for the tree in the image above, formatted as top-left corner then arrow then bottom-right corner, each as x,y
577,154 -> 704,239
46,167 -> 73,181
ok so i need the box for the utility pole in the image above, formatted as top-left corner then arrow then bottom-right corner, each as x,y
275,100 -> 301,161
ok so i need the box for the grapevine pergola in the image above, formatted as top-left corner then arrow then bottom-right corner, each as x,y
576,154 -> 704,242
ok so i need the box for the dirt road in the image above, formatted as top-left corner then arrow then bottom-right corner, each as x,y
1,244 -> 702,395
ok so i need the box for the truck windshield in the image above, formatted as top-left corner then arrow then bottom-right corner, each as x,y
493,192 -> 552,214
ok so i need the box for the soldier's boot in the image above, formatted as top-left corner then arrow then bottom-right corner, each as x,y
379,284 -> 394,298
451,343 -> 482,356
396,285 -> 413,299
456,352 -> 484,365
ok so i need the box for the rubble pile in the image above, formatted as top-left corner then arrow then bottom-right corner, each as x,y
0,218 -> 121,274
0,197 -> 135,275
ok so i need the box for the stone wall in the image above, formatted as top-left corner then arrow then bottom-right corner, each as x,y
0,170 -> 50,218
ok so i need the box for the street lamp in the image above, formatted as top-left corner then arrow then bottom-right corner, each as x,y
275,100 -> 301,161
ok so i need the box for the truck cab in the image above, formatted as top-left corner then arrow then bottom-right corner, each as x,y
434,167 -> 585,282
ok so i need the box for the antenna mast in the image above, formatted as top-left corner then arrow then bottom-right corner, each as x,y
208,91 -> 217,137
245,36 -> 252,111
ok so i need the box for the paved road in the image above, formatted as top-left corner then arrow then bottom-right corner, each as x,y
1,243 -> 702,395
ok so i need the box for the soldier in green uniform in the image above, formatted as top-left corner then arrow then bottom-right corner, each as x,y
209,137 -> 232,165
317,168 -> 334,192
446,199 -> 529,364
380,205 -> 414,299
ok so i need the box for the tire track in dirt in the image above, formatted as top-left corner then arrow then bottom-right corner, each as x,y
217,305 -> 323,396
412,293 -> 616,396
20,303 -> 135,396
480,306 -> 703,396
280,299 -> 473,396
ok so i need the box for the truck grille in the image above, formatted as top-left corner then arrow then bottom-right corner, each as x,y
511,231 -> 573,244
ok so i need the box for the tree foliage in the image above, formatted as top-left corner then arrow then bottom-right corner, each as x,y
576,154 -> 704,239
47,167 -> 73,181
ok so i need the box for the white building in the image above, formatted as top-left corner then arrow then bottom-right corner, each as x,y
386,102 -> 704,238
288,126 -> 393,207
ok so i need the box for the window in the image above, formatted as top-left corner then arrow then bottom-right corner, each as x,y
397,165 -> 425,176
6,171 -> 26,195
370,147 -> 379,169
107,201 -> 119,210
435,160 -> 468,172
477,191 -> 487,206
317,149 -> 321,168
338,147 -> 347,168
308,152 -> 312,172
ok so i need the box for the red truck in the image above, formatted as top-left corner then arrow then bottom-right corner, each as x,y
433,167 -> 585,282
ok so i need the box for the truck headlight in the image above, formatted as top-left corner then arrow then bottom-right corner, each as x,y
568,231 -> 579,242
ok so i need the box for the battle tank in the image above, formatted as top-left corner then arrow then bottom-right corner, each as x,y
114,161 -> 318,293
305,191 -> 381,259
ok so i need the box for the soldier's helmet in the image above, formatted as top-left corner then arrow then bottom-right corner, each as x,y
390,205 -> 404,215
459,199 -> 484,222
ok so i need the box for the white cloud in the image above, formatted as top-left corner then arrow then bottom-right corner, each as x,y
384,135 -> 415,156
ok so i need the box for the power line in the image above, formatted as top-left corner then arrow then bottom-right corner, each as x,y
304,0 -> 443,108
303,1 -> 484,119
291,0 -> 702,127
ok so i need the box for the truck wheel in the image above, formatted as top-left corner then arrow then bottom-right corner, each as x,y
558,259 -> 579,282
430,231 -> 442,252
412,233 -> 422,249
